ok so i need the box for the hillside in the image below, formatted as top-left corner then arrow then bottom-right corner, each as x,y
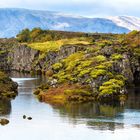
0,8 -> 131,37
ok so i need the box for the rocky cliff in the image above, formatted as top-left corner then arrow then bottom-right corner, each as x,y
0,31 -> 140,104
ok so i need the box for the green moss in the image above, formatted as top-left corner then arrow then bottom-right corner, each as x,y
94,55 -> 106,62
97,40 -> 112,47
102,79 -> 124,86
63,52 -> 84,64
52,63 -> 63,71
134,48 -> 140,57
95,61 -> 113,70
38,53 -> 47,60
86,46 -> 101,53
63,52 -> 84,71
1,92 -> 17,98
53,71 -> 66,83
65,61 -> 79,71
0,50 -> 6,54
99,79 -> 125,97
111,53 -> 123,61
95,65 -> 106,69
78,68 -> 92,77
115,74 -> 126,81
90,69 -> 107,79
79,60 -> 93,68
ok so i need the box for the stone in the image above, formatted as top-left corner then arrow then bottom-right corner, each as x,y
27,117 -> 32,120
23,115 -> 26,119
0,118 -> 9,126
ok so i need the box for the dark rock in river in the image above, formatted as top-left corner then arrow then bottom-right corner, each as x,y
0,118 -> 9,126
27,117 -> 32,120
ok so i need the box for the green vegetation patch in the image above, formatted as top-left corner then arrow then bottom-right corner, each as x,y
90,69 -> 107,79
52,63 -> 63,71
28,38 -> 91,52
99,79 -> 125,97
111,53 -> 123,61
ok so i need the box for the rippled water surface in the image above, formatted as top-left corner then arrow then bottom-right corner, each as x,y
0,72 -> 140,140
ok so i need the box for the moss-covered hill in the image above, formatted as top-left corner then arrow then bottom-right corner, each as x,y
1,29 -> 140,104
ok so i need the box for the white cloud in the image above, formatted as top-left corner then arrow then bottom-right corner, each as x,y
52,23 -> 70,30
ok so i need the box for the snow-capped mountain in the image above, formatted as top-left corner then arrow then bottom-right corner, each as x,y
0,8 -> 139,38
108,16 -> 140,31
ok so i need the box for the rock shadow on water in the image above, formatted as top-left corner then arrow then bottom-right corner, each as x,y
0,98 -> 11,115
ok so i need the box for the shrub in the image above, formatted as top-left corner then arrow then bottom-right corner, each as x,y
16,28 -> 30,42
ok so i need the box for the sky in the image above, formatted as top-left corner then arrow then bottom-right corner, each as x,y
0,0 -> 140,17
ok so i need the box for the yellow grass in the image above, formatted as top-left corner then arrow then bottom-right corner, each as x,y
28,38 -> 91,52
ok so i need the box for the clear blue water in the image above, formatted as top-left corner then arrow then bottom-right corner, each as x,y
0,72 -> 140,140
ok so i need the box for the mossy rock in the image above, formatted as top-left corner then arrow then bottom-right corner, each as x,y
0,118 -> 9,126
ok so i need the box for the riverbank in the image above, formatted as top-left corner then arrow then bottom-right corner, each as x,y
1,72 -> 140,140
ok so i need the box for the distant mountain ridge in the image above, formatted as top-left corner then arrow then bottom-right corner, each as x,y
0,8 -> 139,37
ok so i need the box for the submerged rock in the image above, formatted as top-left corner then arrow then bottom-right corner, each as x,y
27,117 -> 32,120
23,115 -> 26,119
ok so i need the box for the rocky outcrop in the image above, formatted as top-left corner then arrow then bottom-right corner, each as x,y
0,37 -> 140,103
0,71 -> 18,99
0,40 -> 87,73
9,45 -> 39,72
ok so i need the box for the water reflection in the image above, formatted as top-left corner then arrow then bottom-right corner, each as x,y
1,71 -> 140,138
0,98 -> 11,115
49,86 -> 140,131
9,72 -> 140,132
87,121 -> 124,131
50,102 -> 125,131
52,102 -> 124,119
126,88 -> 140,109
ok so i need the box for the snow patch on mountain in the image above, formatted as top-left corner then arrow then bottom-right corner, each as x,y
108,16 -> 140,31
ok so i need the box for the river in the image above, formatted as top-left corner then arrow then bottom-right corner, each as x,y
0,72 -> 140,140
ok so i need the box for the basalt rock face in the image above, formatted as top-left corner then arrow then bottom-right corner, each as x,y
0,39 -> 86,73
0,39 -> 39,72
9,45 -> 39,72
0,39 -> 17,71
